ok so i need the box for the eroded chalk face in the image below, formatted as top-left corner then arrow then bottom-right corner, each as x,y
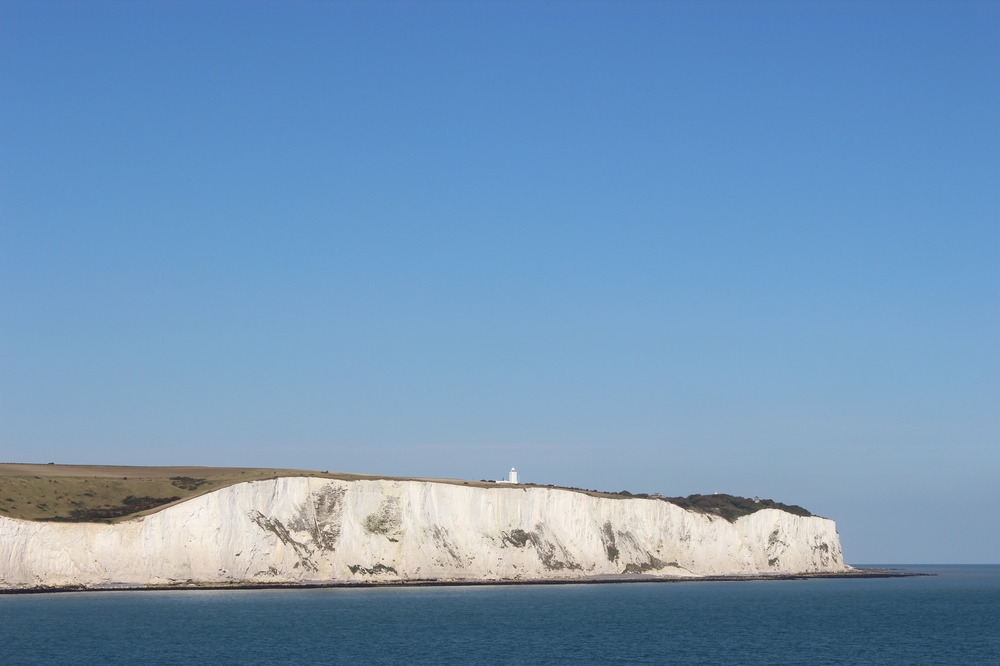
0,478 -> 849,589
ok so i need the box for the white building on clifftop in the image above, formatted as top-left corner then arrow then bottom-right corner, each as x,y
496,467 -> 519,484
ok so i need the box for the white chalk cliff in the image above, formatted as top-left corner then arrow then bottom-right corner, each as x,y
0,478 -> 848,589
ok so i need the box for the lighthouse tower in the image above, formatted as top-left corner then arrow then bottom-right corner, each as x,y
509,467 -> 518,484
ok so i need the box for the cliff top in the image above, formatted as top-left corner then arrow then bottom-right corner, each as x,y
0,463 -> 482,522
0,463 -> 811,524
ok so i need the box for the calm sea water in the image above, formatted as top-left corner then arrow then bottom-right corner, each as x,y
2,565 -> 998,665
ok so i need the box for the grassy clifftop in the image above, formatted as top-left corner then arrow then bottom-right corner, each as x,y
0,463 -> 531,522
0,464 -> 403,523
0,463 -> 813,524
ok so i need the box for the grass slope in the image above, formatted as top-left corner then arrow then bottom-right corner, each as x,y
0,463 -> 812,523
0,464 -> 428,523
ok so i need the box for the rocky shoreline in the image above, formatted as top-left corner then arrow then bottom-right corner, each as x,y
0,568 -> 930,595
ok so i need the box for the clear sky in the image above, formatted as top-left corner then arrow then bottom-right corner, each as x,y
1,1 -> 997,564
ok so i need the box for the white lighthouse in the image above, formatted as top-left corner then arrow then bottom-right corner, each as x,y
496,467 -> 520,484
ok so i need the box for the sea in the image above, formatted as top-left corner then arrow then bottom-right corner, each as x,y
2,565 -> 998,665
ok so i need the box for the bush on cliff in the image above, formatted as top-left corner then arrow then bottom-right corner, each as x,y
661,494 -> 812,522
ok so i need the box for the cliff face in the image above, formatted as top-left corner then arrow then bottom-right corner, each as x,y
0,478 -> 848,589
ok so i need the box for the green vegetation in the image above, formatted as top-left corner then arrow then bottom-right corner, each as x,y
661,494 -> 812,522
0,464 -> 393,523
39,495 -> 182,522
0,463 -> 814,524
169,476 -> 209,491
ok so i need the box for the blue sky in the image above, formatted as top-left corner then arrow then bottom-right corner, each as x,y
1,1 -> 997,563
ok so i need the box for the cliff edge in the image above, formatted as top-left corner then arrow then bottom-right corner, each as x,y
0,477 -> 847,590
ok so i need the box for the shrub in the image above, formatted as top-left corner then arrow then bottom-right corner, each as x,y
170,476 -> 209,491
661,494 -> 812,522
